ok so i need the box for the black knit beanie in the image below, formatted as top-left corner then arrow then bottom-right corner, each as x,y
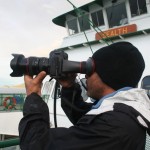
92,42 -> 145,90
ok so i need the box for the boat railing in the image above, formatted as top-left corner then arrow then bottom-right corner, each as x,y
0,138 -> 19,149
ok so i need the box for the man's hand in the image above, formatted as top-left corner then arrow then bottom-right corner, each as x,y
58,73 -> 77,88
24,71 -> 47,96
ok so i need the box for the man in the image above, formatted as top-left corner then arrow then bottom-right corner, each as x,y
19,41 -> 150,150
119,14 -> 128,25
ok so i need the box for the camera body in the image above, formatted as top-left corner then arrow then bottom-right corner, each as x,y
48,50 -> 68,78
10,50 -> 95,78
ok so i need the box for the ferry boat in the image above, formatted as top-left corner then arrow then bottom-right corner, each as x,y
1,0 -> 150,149
50,0 -> 150,149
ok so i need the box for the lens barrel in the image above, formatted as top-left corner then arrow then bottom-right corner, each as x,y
10,54 -> 49,77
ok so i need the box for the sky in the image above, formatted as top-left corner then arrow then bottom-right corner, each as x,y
0,0 -> 92,86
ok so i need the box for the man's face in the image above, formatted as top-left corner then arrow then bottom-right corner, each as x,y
85,72 -> 105,100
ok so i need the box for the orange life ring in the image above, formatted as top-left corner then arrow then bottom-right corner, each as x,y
3,97 -> 17,109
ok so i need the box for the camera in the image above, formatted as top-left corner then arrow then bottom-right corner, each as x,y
10,50 -> 95,78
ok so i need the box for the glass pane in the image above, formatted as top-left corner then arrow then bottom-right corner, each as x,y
91,12 -> 98,27
67,18 -> 79,35
129,0 -> 137,16
107,3 -> 128,27
79,14 -> 90,32
97,10 -> 104,26
91,10 -> 104,27
129,0 -> 147,17
138,0 -> 147,15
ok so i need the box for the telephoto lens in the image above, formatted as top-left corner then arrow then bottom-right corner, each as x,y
10,54 -> 49,77
10,50 -> 95,78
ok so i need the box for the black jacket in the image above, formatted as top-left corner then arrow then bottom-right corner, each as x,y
19,84 -> 148,150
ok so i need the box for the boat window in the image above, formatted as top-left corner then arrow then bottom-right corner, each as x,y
106,3 -> 128,28
67,18 -> 79,35
129,0 -> 147,17
78,14 -> 91,32
91,10 -> 104,27
42,81 -> 54,102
